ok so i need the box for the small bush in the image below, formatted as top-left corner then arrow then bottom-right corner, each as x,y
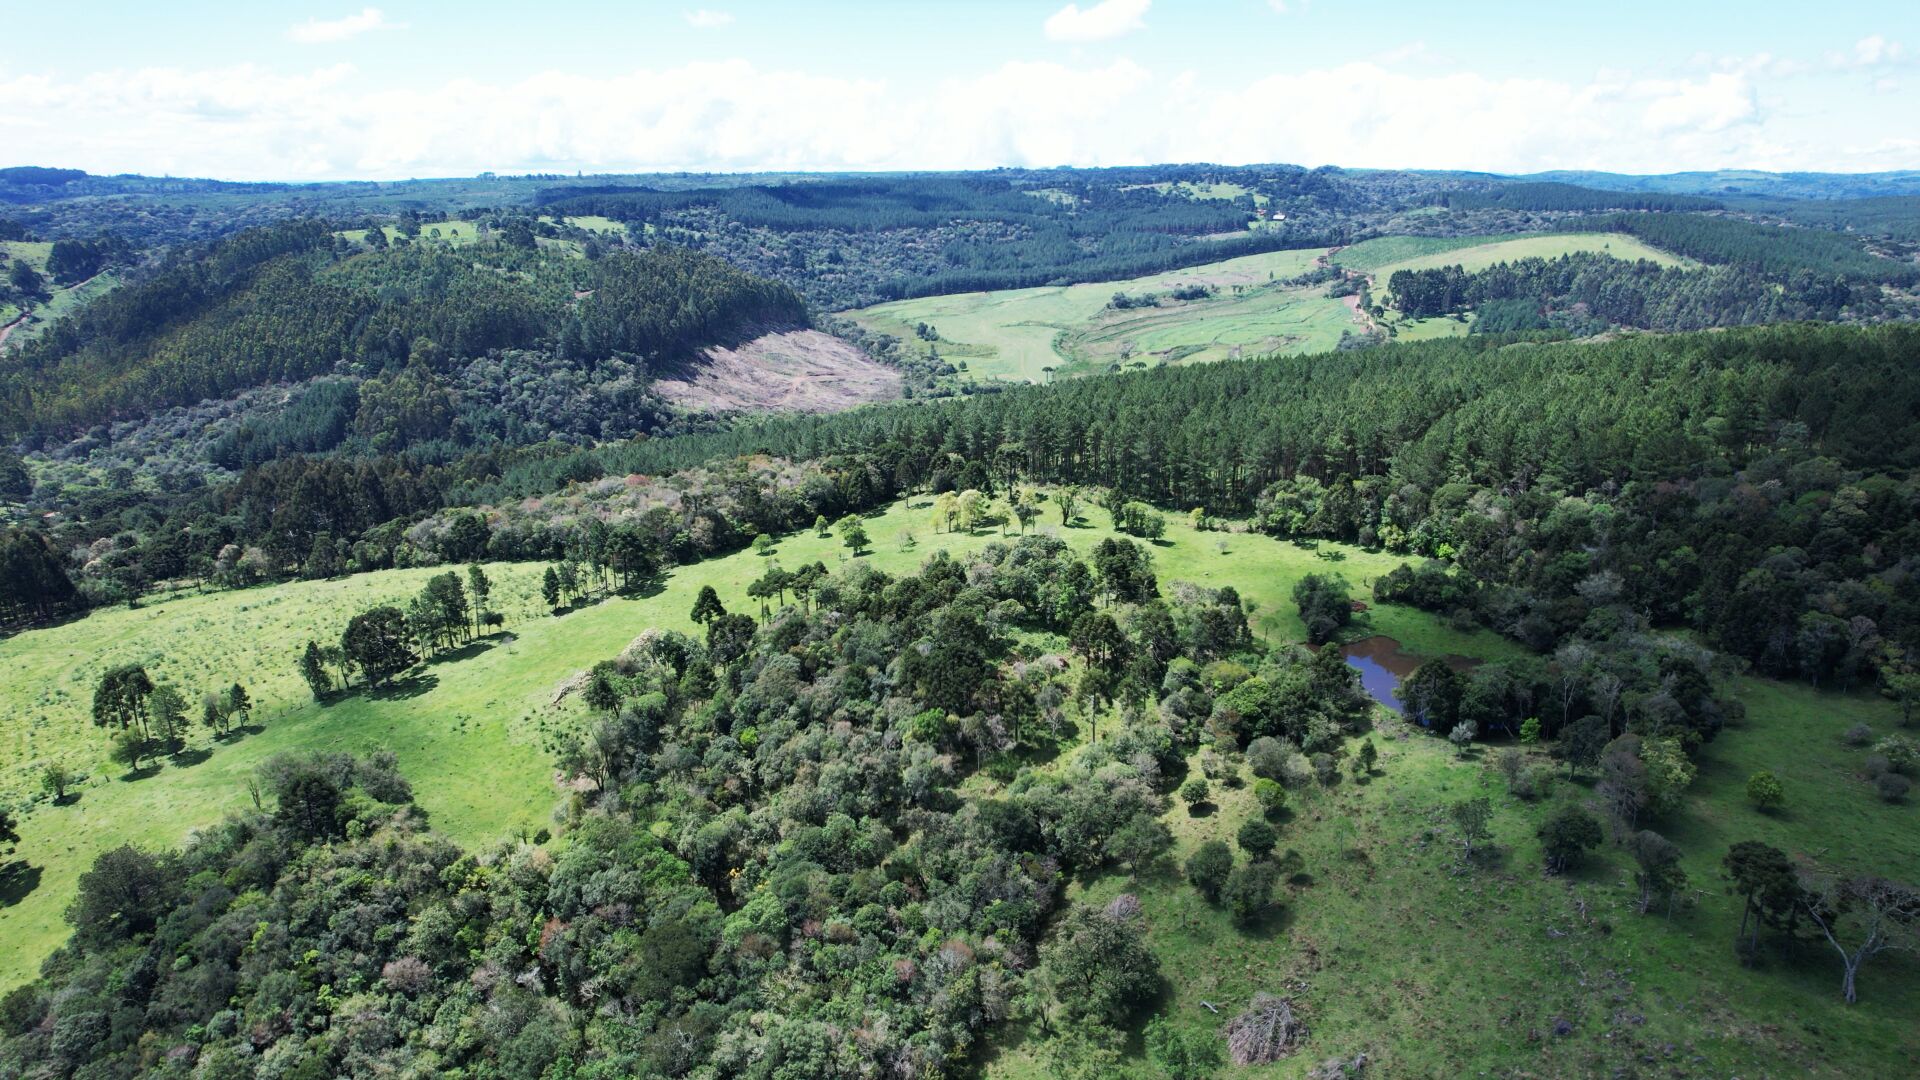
1237,818 -> 1278,859
1746,769 -> 1785,811
1873,735 -> 1919,775
1178,777 -> 1211,808
1253,778 -> 1286,817
1842,722 -> 1875,747
1878,773 -> 1911,802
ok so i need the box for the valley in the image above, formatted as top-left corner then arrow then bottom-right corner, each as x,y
3,154 -> 1919,1079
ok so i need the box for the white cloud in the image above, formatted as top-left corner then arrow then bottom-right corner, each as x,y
1638,72 -> 1757,133
1043,0 -> 1150,43
0,56 -> 1905,181
683,10 -> 735,29
1851,35 -> 1904,67
287,8 -> 402,44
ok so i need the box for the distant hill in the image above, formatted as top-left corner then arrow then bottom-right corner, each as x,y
1519,168 -> 1920,200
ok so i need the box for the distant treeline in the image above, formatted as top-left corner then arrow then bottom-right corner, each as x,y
541,177 -> 1338,304
544,179 -> 1254,235
1573,211 -> 1919,285
1741,195 -> 1920,244
1388,251 -> 1881,329
1441,182 -> 1722,213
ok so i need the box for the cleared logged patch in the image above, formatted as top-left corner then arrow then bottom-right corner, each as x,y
653,328 -> 903,414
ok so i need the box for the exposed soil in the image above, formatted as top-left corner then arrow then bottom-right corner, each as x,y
653,328 -> 903,414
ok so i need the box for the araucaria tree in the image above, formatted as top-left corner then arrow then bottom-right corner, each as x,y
92,665 -> 155,739
342,606 -> 418,687
299,640 -> 333,699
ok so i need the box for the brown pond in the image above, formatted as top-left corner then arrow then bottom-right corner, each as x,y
1337,636 -> 1479,714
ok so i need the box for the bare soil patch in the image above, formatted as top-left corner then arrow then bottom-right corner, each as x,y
653,329 -> 902,414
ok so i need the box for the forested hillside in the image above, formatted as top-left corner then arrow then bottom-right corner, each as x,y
0,222 -> 806,439
540,175 -> 1343,308
433,325 -> 1920,688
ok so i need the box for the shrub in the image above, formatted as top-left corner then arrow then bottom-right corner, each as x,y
1223,861 -> 1279,925
1237,818 -> 1278,859
1253,778 -> 1286,817
1842,722 -> 1875,747
1878,773 -> 1911,802
1185,840 -> 1234,901
1872,735 -> 1919,775
1246,736 -> 1288,780
1280,752 -> 1315,789
1511,764 -> 1555,801
1178,777 -> 1211,808
1745,770 -> 1785,812
1537,806 -> 1604,873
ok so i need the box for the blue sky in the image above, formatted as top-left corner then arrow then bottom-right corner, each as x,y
3,1 -> 1916,180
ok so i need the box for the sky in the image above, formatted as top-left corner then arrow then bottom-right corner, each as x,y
1,0 -> 1916,181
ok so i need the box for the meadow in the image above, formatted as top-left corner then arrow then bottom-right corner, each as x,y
0,496 -> 1501,990
850,248 -> 1354,382
1123,180 -> 1268,206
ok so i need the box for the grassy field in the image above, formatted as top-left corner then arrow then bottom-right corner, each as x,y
982,673 -> 1918,1078
850,248 -> 1354,382
1,240 -> 54,273
0,496 -> 1498,990
337,221 -> 482,246
1123,181 -> 1267,206
555,214 -> 629,235
0,241 -> 120,350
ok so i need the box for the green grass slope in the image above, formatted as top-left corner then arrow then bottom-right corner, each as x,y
984,680 -> 1916,1079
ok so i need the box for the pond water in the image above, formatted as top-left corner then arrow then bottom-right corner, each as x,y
1337,635 -> 1477,714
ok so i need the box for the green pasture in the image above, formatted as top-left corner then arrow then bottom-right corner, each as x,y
851,248 -> 1350,382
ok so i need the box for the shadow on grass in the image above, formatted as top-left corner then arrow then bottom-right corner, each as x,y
1237,900 -> 1295,939
369,672 -> 440,701
428,638 -> 500,666
169,746 -> 214,769
0,861 -> 43,907
1187,802 -> 1218,818
119,763 -> 163,783
618,577 -> 668,601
